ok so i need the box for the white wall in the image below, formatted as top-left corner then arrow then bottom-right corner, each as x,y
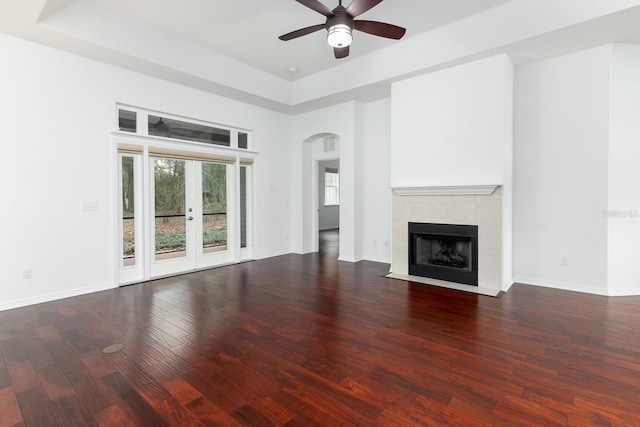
607,44 -> 640,295
391,54 -> 513,188
0,33 -> 292,310
513,45 -> 612,295
318,159 -> 340,231
362,99 -> 392,264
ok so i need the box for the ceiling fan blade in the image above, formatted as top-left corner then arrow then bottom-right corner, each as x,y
354,20 -> 406,39
295,0 -> 334,17
334,46 -> 350,59
279,24 -> 325,41
345,0 -> 383,17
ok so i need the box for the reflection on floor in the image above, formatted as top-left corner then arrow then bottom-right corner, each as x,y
319,228 -> 339,257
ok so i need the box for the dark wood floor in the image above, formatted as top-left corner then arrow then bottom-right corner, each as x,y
2,233 -> 640,426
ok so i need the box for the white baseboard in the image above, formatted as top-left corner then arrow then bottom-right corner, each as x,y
513,276 -> 609,296
605,286 -> 640,296
361,255 -> 391,264
0,282 -> 115,312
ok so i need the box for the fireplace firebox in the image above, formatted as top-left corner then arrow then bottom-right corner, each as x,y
408,222 -> 478,286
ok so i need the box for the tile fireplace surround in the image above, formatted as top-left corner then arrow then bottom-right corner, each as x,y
388,185 -> 507,297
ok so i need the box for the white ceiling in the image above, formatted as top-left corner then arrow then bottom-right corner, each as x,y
2,0 -> 640,112
89,0 -> 512,81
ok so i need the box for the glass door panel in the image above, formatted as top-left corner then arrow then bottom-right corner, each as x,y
118,152 -> 144,285
201,163 -> 227,253
240,166 -> 247,249
150,157 -> 197,278
121,156 -> 136,267
154,158 -> 187,261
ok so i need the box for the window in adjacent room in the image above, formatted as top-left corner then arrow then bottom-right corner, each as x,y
324,167 -> 339,206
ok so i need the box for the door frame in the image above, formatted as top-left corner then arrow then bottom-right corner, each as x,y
115,135 -> 254,285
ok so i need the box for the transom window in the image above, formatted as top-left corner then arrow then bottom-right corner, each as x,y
117,106 -> 251,150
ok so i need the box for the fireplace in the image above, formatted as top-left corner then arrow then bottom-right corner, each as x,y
408,222 -> 479,286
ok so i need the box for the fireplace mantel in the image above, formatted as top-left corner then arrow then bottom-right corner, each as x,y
392,185 -> 499,196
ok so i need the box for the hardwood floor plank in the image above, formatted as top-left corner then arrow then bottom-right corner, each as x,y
21,337 -> 57,370
155,396 -> 205,427
44,338 -> 86,374
232,396 -> 295,426
36,364 -> 75,400
79,349 -> 118,379
492,393 -> 568,426
51,394 -> 97,427
275,365 -> 382,426
166,376 -> 206,407
111,357 -> 172,406
15,384 -> 62,427
60,328 -> 95,354
0,386 -> 24,427
35,325 -> 64,343
185,396 -> 244,427
182,367 -> 251,414
0,351 -> 11,389
101,371 -> 169,426
0,319 -> 15,341
7,360 -> 39,394
0,338 -> 28,365
93,404 -> 137,427
67,368 -> 113,414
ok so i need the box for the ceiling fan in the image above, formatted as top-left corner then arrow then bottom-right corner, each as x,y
279,0 -> 406,59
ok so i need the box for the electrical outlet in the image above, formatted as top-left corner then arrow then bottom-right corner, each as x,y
561,257 -> 569,266
21,268 -> 32,279
384,240 -> 390,247
82,202 -> 98,211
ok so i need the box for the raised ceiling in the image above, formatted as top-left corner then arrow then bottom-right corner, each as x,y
89,0 -> 512,80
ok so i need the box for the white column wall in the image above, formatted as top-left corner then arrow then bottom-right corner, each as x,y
607,44 -> 640,295
362,99 -> 392,264
513,45 -> 611,294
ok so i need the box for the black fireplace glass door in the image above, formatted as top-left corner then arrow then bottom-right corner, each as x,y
416,237 -> 472,271
408,222 -> 479,286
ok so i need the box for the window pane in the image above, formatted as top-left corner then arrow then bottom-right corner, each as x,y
324,170 -> 339,205
202,163 -> 227,253
154,159 -> 186,260
122,156 -> 135,266
148,115 -> 230,146
119,109 -> 137,133
240,167 -> 247,249
238,132 -> 248,149
325,187 -> 338,205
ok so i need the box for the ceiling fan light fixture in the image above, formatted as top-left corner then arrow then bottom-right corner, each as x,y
326,24 -> 352,48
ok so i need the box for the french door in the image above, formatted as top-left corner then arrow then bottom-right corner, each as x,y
149,157 -> 235,277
